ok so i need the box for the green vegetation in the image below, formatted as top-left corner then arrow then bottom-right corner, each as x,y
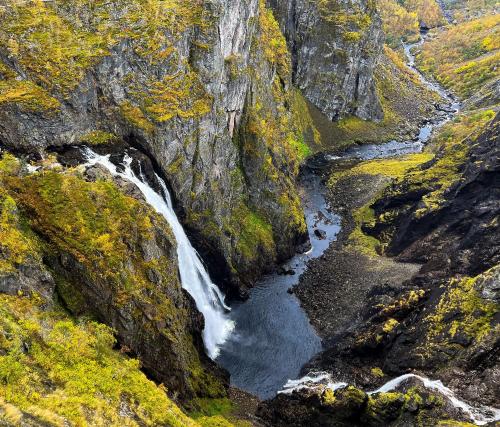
371,367 -> 385,377
377,0 -> 444,46
259,0 -> 290,78
402,109 -> 495,216
227,204 -> 276,262
189,398 -> 252,427
120,101 -> 156,133
138,70 -> 213,124
426,268 -> 499,345
0,155 -> 41,274
0,78 -> 60,113
417,14 -> 500,99
0,294 -> 200,426
79,130 -> 118,146
328,153 -> 434,187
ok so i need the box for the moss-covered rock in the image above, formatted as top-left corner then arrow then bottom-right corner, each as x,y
0,154 -> 227,400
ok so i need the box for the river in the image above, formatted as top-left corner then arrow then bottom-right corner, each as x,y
217,31 -> 462,399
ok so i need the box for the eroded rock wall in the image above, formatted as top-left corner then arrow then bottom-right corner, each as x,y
0,0 -> 316,294
268,0 -> 384,121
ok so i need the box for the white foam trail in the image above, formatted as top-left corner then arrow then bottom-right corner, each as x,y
279,372 -> 347,395
83,148 -> 234,358
279,372 -> 500,425
369,374 -> 500,426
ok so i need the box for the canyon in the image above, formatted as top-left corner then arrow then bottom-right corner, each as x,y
0,0 -> 498,426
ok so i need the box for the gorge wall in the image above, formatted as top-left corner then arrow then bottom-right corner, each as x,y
268,0 -> 384,121
0,0 -> 383,294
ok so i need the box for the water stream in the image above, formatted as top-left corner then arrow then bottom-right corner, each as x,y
279,372 -> 500,426
83,148 -> 234,359
216,174 -> 340,399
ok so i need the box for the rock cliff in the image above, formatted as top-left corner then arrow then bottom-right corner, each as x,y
268,0 -> 384,121
0,0 -> 382,294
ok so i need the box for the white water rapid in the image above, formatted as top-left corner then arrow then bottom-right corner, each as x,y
279,372 -> 500,426
83,148 -> 234,358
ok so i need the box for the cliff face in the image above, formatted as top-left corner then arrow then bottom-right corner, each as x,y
268,0 -> 384,121
0,0 -> 307,295
0,0 -> 382,294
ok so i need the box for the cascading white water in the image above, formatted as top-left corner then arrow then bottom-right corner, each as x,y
83,148 -> 234,358
279,372 -> 500,426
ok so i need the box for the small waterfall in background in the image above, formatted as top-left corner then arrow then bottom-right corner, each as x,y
84,148 -> 234,359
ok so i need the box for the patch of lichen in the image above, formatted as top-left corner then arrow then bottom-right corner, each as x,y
120,101 -> 156,133
437,421 -> 477,427
0,293 -> 204,427
290,89 -> 322,154
426,269 -> 498,347
362,392 -> 406,424
377,289 -> 426,318
316,0 -> 373,42
0,155 -> 41,274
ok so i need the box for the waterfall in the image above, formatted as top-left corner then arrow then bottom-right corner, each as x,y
83,148 -> 234,358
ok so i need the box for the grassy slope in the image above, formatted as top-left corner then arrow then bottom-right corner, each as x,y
417,14 -> 500,100
0,154 -> 251,427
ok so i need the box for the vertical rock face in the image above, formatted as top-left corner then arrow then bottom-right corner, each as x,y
0,0 -> 383,294
0,0 -> 315,294
268,0 -> 384,121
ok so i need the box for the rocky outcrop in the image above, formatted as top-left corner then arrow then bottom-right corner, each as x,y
258,382 -> 469,426
1,155 -> 226,400
268,0 -> 384,121
369,113 -> 499,276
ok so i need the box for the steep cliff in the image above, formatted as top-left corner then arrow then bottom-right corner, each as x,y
0,0 -> 320,294
268,0 -> 384,121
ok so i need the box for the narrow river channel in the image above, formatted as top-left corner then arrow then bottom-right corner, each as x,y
217,31 -> 461,399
